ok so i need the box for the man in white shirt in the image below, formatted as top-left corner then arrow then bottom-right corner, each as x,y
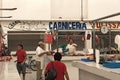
36,41 -> 50,80
66,39 -> 78,55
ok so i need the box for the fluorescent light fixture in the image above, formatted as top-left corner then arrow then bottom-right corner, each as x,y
0,8 -> 17,10
0,16 -> 12,18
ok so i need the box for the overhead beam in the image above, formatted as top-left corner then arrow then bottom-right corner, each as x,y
92,12 -> 120,22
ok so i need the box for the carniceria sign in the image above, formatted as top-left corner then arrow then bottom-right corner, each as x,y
49,22 -> 87,30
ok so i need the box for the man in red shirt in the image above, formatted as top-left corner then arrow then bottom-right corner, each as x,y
45,52 -> 69,80
14,44 -> 26,80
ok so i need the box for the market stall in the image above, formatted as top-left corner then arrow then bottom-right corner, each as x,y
72,12 -> 120,80
72,60 -> 120,80
48,21 -> 93,56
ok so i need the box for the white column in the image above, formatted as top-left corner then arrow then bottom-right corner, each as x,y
45,31 -> 49,51
83,0 -> 88,19
0,0 -> 2,16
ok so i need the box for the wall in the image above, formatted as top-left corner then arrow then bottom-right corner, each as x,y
1,21 -> 48,45
1,21 -> 49,32
0,0 -> 2,16
2,0 -> 51,20
88,0 -> 120,21
1,0 -> 88,20
51,0 -> 88,20
1,0 -> 120,20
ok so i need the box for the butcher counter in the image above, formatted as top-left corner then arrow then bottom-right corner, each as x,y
72,60 -> 120,80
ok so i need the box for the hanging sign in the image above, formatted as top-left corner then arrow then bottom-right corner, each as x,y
49,22 -> 87,30
90,22 -> 120,29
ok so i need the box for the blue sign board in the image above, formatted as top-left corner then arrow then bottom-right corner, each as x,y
49,22 -> 87,30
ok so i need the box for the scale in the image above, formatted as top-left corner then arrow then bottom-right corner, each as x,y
100,23 -> 109,34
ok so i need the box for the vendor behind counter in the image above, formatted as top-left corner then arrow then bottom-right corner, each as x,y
57,38 -> 78,55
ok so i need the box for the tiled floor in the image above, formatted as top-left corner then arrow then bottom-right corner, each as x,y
0,62 -> 5,80
0,56 -> 79,80
26,70 -> 36,80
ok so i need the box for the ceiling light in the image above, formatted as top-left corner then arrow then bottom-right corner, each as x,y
0,8 -> 17,10
0,16 -> 12,18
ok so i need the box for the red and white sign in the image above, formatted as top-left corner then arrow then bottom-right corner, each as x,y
90,22 -> 120,29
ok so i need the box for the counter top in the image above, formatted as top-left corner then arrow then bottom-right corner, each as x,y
72,60 -> 120,80
0,58 -> 21,80
11,51 -> 36,55
46,55 -> 86,61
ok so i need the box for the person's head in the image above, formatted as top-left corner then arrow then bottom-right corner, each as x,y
54,52 -> 62,61
38,41 -> 45,49
17,44 -> 23,50
69,38 -> 74,44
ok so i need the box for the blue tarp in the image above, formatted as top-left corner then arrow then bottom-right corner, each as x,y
81,58 -> 120,69
81,58 -> 94,62
103,62 -> 120,68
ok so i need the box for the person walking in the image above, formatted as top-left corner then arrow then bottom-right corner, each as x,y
36,41 -> 51,80
45,52 -> 70,80
13,44 -> 27,80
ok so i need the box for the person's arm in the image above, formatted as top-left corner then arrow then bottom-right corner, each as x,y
64,71 -> 70,80
36,47 -> 51,57
66,44 -> 70,52
44,70 -> 48,77
12,52 -> 17,56
21,51 -> 27,65
66,44 -> 69,49
73,43 -> 78,48
21,56 -> 27,65
12,52 -> 17,62
38,51 -> 51,57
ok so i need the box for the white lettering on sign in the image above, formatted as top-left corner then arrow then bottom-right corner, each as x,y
90,22 -> 120,29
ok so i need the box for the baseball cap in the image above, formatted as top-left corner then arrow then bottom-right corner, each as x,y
38,41 -> 45,45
